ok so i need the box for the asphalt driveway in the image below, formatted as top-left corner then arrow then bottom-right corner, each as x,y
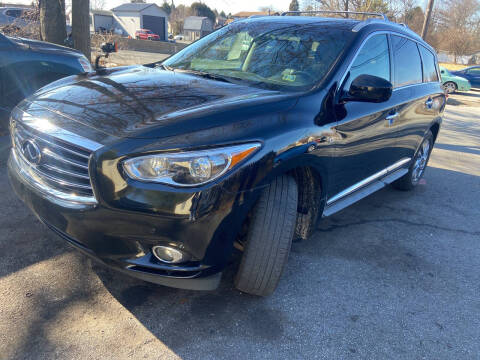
0,91 -> 479,359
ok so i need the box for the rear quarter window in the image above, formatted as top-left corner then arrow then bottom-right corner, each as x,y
391,35 -> 423,88
419,46 -> 439,82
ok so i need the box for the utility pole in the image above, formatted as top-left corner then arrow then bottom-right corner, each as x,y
421,0 -> 434,40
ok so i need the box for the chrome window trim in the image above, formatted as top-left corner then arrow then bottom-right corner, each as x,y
337,30 -> 392,92
326,157 -> 411,205
338,30 -> 440,94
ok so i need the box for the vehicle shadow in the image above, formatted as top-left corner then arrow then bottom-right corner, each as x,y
3,166 -> 479,358
90,165 -> 480,358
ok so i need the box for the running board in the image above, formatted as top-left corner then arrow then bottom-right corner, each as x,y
322,168 -> 408,217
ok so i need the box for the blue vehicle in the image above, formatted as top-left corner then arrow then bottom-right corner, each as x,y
450,66 -> 480,88
0,32 -> 92,124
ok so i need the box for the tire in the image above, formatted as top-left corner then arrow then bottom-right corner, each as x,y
392,130 -> 434,191
135,36 -> 140,40
234,175 -> 298,296
443,81 -> 457,94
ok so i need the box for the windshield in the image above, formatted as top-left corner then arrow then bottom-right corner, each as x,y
163,20 -> 354,91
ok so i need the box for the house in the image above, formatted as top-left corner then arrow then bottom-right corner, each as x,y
89,9 -> 126,35
232,11 -> 270,20
183,16 -> 213,41
215,16 -> 227,28
111,3 -> 168,41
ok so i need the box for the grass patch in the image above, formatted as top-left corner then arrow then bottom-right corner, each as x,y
440,63 -> 468,71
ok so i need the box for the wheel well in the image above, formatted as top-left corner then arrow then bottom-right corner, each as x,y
430,122 -> 440,143
289,167 -> 323,241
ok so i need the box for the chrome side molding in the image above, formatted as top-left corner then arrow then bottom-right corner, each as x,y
326,157 -> 411,205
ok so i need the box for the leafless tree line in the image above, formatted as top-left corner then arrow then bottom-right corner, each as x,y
302,0 -> 480,60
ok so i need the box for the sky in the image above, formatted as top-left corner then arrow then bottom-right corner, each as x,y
11,0 -> 293,15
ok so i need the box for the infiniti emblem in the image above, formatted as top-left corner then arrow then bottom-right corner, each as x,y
21,139 -> 42,165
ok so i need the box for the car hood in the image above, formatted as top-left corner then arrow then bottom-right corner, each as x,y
9,36 -> 84,57
23,66 -> 292,140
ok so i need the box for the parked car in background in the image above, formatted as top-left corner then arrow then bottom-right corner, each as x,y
0,7 -> 30,27
173,34 -> 184,40
135,29 -> 160,41
0,32 -> 92,123
450,66 -> 480,88
8,14 -> 445,296
439,66 -> 471,93
451,66 -> 480,88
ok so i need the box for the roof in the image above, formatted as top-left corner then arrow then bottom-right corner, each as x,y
233,11 -> 269,18
184,16 -> 212,31
90,9 -> 113,16
112,3 -> 155,12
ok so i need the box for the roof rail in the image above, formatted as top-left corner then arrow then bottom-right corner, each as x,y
280,10 -> 388,21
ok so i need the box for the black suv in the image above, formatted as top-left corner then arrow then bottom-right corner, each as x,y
8,13 -> 445,296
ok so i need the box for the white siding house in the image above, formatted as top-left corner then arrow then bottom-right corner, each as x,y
111,3 -> 168,41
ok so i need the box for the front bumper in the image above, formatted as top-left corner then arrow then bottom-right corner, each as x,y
7,149 -> 240,290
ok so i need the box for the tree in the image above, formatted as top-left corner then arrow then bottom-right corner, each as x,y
169,4 -> 191,35
220,10 -> 226,18
436,0 -> 480,62
90,0 -> 106,10
161,0 -> 172,15
190,2 -> 216,24
72,0 -> 90,59
39,0 -> 67,45
289,0 -> 299,11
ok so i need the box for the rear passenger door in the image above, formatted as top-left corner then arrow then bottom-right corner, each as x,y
390,35 -> 444,162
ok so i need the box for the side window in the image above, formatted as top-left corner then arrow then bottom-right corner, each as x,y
391,35 -> 423,87
467,68 -> 480,75
419,46 -> 439,82
345,34 -> 390,89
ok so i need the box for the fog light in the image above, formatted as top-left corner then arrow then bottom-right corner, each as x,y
152,245 -> 186,264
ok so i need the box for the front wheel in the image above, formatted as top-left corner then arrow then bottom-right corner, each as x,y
234,175 -> 298,296
443,81 -> 457,94
393,131 -> 434,191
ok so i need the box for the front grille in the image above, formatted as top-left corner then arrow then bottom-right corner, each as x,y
12,121 -> 96,201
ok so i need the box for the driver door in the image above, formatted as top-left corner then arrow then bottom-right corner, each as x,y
329,34 -> 402,198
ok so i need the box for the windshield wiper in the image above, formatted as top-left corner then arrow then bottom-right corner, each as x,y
154,63 -> 173,71
175,69 -> 235,83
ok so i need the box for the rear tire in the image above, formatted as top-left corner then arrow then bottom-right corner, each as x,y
393,131 -> 434,191
234,175 -> 298,296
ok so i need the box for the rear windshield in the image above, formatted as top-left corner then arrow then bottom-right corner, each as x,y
163,21 -> 354,91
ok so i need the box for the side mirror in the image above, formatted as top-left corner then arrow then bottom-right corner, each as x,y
344,74 -> 393,103
100,42 -> 118,55
95,42 -> 118,72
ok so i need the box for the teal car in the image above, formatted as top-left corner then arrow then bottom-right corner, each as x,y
439,66 -> 471,93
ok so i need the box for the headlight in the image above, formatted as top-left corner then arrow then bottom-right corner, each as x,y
78,56 -> 93,72
122,143 -> 261,186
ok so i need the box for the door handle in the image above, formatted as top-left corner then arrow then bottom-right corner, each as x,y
425,98 -> 433,109
385,112 -> 399,126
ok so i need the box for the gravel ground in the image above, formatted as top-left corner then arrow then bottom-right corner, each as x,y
0,91 -> 479,360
